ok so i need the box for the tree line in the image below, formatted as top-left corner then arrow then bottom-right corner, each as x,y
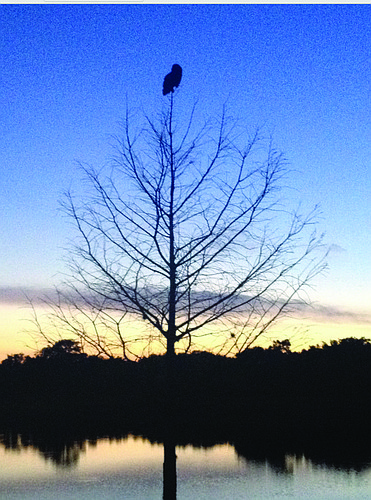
1,337 -> 371,455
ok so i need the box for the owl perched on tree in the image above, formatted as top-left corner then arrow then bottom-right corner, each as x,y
162,64 -> 182,95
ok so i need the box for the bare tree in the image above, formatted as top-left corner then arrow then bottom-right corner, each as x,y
36,95 -> 325,359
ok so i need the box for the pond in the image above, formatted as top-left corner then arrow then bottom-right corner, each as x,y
2,434 -> 371,499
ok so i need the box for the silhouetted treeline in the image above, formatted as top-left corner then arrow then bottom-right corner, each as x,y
1,337 -> 371,456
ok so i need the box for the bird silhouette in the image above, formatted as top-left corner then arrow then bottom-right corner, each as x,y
162,64 -> 182,95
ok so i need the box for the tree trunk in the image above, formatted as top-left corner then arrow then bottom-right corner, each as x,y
167,336 -> 176,359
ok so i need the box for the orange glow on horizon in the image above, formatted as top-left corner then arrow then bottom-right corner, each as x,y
0,301 -> 371,362
0,303 -> 36,361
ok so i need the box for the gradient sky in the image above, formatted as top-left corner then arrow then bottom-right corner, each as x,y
1,4 -> 371,358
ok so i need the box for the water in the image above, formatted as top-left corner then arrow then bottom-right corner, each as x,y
1,434 -> 371,499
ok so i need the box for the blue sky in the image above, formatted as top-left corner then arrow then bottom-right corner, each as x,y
1,4 -> 371,356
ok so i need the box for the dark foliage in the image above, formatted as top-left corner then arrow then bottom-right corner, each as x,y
39,339 -> 83,359
162,64 -> 182,95
1,337 -> 371,460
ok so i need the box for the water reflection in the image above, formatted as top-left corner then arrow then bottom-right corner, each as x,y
163,439 -> 177,500
1,431 -> 86,467
2,431 -> 371,499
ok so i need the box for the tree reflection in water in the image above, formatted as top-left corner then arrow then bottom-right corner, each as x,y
3,428 -> 371,498
163,438 -> 177,500
1,428 -> 179,497
1,430 -> 87,467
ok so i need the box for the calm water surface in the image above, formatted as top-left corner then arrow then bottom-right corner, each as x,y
1,435 -> 371,499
